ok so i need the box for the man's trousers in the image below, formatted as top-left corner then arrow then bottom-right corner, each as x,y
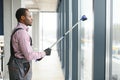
8,57 -> 32,80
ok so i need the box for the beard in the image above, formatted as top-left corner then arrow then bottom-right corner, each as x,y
26,22 -> 32,26
27,24 -> 32,26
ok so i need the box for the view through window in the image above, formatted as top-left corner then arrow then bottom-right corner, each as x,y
112,0 -> 120,80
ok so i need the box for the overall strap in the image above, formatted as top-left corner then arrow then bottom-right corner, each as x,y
30,37 -> 32,46
10,28 -> 23,57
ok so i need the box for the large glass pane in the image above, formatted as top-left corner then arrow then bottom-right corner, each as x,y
112,0 -> 120,80
39,12 -> 57,50
78,0 -> 93,80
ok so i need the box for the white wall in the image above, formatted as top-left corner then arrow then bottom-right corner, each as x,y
3,0 -> 21,79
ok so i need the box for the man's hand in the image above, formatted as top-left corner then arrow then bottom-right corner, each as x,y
36,48 -> 51,61
44,48 -> 51,55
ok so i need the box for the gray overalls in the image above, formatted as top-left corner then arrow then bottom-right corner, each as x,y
8,28 -> 32,80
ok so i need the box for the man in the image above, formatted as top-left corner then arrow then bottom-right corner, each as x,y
7,8 -> 51,80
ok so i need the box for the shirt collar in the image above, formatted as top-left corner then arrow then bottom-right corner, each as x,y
17,22 -> 29,31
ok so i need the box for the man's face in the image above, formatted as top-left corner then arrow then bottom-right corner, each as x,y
23,10 -> 33,26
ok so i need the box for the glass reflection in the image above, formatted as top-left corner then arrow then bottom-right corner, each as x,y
112,0 -> 120,80
79,0 -> 93,80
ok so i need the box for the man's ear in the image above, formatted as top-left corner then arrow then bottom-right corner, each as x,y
21,16 -> 25,20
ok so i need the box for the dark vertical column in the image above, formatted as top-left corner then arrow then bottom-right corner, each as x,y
57,0 -> 62,60
60,0 -> 64,68
72,0 -> 78,80
57,0 -> 61,57
93,0 -> 106,80
65,0 -> 69,79
57,0 -> 65,68
0,0 -> 3,35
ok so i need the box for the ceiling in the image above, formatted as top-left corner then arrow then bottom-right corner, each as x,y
22,0 -> 59,12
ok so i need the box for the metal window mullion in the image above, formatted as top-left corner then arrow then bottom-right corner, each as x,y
105,0 -> 113,80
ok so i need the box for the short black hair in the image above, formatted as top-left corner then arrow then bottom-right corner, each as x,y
15,8 -> 28,22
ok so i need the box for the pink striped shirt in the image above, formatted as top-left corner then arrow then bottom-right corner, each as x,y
12,23 -> 46,61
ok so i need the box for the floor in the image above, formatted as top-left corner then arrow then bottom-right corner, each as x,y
32,49 -> 65,80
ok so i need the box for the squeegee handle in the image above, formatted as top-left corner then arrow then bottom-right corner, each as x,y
49,15 -> 87,48
49,20 -> 80,48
